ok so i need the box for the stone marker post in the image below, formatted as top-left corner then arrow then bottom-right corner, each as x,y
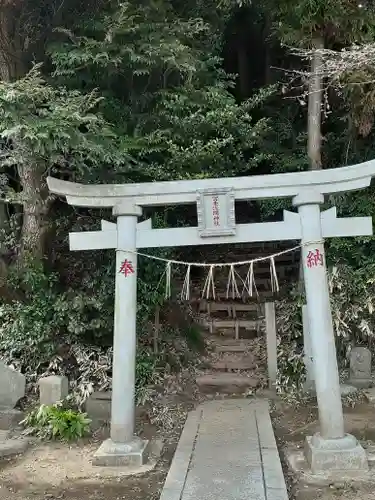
294,192 -> 367,474
265,302 -> 277,389
93,203 -> 148,466
39,375 -> 69,406
349,347 -> 372,388
0,361 -> 26,430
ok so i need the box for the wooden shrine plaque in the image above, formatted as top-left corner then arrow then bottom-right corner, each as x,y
196,188 -> 236,237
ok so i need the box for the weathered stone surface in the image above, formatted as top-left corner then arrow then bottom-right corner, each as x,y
210,337 -> 253,346
210,355 -> 255,371
0,430 -> 28,458
0,408 -> 24,430
0,430 -> 10,440
39,375 -> 69,406
86,391 -> 111,423
215,343 -> 250,353
159,399 -> 287,500
0,361 -> 25,408
196,373 -> 259,393
92,437 -> 149,467
305,433 -> 368,475
364,387 -> 375,404
340,384 -> 358,397
349,347 -> 372,388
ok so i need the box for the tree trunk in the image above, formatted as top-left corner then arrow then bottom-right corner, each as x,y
0,4 -> 25,81
17,164 -> 50,264
0,5 -> 50,267
307,34 -> 324,171
299,33 -> 324,290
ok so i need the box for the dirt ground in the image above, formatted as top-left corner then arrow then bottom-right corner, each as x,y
272,399 -> 375,500
2,375 -> 375,499
0,426 -> 179,500
0,368 -> 199,500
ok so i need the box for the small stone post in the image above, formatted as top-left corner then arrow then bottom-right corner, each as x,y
93,203 -> 148,466
39,375 -> 69,406
265,302 -> 277,389
349,347 -> 372,388
293,192 -> 367,474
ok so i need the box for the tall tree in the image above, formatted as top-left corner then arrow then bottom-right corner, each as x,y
0,0 -> 106,265
49,0 -> 269,183
0,66 -> 128,263
273,0 -> 375,171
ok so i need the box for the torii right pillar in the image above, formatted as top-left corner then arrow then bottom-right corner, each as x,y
294,191 -> 368,475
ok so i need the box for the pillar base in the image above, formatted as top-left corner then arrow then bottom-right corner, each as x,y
304,433 -> 368,475
92,437 -> 149,467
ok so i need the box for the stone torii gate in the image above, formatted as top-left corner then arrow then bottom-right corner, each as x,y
48,160 -> 375,472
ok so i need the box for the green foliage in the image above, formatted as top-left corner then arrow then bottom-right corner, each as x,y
136,349 -> 160,391
0,265 -> 115,374
329,264 -> 375,357
183,323 -> 205,351
143,87 -> 270,179
275,295 -> 307,402
48,0 -> 269,182
3,0 -> 375,414
0,256 -> 201,405
0,267 -> 68,371
0,65 -> 132,197
22,403 -> 91,440
51,2 -> 214,81
271,0 -> 375,46
276,263 -> 375,399
261,0 -> 375,167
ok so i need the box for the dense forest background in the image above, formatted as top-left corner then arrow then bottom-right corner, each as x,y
1,0 -> 375,399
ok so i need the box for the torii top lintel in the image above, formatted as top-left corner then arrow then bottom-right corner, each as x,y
47,159 -> 375,208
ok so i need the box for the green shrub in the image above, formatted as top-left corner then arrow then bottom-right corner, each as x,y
0,265 -> 114,375
183,323 -> 205,351
0,255 -> 202,408
22,404 -> 91,440
136,349 -> 161,389
275,263 -> 375,400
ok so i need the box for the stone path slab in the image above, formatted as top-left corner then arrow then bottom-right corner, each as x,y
159,399 -> 288,500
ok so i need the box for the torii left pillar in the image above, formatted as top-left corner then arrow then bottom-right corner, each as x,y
93,203 -> 149,466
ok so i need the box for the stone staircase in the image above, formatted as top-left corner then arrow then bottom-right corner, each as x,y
198,298 -> 263,339
196,337 -> 264,394
180,243 -> 300,394
194,299 -> 269,394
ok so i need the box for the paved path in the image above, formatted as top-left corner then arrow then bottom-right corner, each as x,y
160,399 -> 288,500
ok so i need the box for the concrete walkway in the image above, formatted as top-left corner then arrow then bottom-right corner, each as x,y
160,399 -> 288,500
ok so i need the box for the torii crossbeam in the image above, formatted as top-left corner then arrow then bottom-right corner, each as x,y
47,159 -> 375,474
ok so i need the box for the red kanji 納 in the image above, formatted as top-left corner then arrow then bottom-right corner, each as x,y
119,259 -> 135,276
306,249 -> 324,268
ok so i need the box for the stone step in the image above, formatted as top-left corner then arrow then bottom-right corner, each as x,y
0,430 -> 10,440
210,355 -> 256,371
209,337 -> 253,346
202,318 -> 262,330
201,318 -> 262,339
196,373 -> 259,394
197,291 -> 276,301
215,343 -> 252,353
198,300 -> 262,315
